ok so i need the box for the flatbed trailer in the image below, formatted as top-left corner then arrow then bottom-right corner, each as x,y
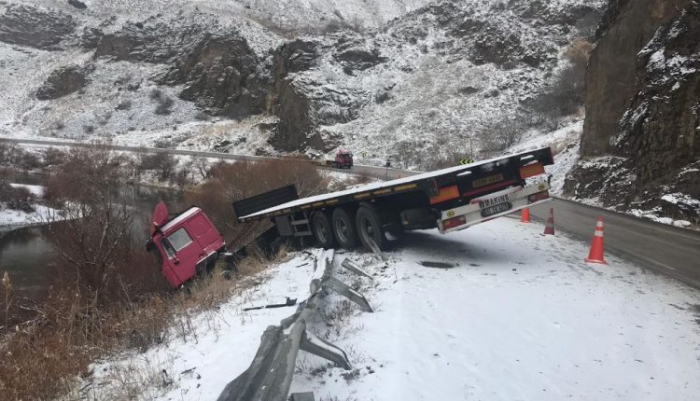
234,147 -> 554,250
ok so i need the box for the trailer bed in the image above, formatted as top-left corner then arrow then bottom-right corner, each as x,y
238,147 -> 552,223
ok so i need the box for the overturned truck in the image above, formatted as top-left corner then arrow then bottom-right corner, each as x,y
148,148 -> 554,287
235,147 -> 554,250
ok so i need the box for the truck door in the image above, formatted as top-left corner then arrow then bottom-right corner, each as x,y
161,227 -> 200,284
186,213 -> 222,255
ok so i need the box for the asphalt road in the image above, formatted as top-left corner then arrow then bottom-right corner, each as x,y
0,137 -> 408,179
4,137 -> 699,288
530,198 -> 700,289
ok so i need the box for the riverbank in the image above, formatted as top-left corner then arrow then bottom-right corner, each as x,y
0,204 -> 61,231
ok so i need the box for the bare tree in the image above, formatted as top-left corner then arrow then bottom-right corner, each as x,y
477,115 -> 527,156
192,156 -> 211,180
41,145 -> 148,302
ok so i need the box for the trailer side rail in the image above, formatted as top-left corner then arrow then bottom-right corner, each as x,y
238,147 -> 553,223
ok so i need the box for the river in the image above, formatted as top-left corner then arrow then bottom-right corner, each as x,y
0,173 -> 184,297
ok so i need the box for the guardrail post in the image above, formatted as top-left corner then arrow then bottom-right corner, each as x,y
366,237 -> 387,261
299,330 -> 352,370
341,259 -> 374,280
324,277 -> 373,313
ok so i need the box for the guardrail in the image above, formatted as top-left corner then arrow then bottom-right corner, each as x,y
217,249 -> 374,401
2,137 -> 418,181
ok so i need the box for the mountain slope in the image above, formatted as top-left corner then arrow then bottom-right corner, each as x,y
0,0 -> 603,169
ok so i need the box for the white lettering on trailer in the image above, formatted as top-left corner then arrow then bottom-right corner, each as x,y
479,194 -> 510,209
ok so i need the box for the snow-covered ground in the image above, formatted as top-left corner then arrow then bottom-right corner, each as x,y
293,219 -> 700,400
77,216 -> 700,400
0,204 -> 58,230
9,182 -> 45,196
80,255 -> 318,400
0,183 -> 65,231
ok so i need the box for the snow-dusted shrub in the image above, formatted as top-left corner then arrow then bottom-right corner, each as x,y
154,96 -> 175,115
0,182 -> 34,212
477,115 -> 527,155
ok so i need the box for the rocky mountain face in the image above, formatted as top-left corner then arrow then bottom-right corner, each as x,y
566,0 -> 700,225
0,0 -> 602,163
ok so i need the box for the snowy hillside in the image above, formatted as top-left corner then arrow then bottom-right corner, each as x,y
75,218 -> 700,400
0,0 -> 603,168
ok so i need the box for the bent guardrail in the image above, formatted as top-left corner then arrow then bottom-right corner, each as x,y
217,249 -> 373,401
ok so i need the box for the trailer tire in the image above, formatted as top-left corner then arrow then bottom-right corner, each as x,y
311,211 -> 336,249
356,205 -> 386,251
332,207 -> 359,249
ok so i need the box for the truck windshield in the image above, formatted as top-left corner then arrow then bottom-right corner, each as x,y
161,228 -> 193,258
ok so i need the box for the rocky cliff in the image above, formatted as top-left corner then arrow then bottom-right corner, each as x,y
566,0 -> 700,225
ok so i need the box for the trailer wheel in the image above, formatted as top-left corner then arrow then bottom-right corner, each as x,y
332,207 -> 359,249
311,211 -> 336,249
356,205 -> 386,251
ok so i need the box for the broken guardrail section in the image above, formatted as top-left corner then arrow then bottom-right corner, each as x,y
217,249 -> 373,401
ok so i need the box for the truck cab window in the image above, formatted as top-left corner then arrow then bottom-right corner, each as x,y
167,228 -> 193,252
161,239 -> 176,259
160,228 -> 193,259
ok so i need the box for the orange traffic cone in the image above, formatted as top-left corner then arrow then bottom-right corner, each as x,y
543,208 -> 555,235
585,217 -> 608,265
521,208 -> 531,223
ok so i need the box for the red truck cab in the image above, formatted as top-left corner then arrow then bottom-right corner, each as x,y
147,202 -> 225,288
335,150 -> 353,168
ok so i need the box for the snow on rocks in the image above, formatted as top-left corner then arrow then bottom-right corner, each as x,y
290,218 -> 700,400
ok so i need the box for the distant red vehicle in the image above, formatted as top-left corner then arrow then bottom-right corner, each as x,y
316,149 -> 354,169
147,202 -> 225,288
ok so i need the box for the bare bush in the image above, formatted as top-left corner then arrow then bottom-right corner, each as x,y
116,99 -> 132,111
192,156 -> 211,180
0,182 -> 35,212
154,96 -> 174,115
138,152 -> 178,181
42,147 -> 67,168
476,115 -> 527,156
424,149 -> 475,171
184,158 -> 324,244
529,38 -> 593,123
0,142 -> 41,170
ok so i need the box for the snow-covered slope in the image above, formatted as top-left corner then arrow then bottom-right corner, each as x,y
0,0 -> 603,166
75,217 -> 700,400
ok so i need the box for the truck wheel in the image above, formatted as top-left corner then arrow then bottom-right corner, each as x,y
311,211 -> 336,249
355,205 -> 386,251
332,207 -> 359,249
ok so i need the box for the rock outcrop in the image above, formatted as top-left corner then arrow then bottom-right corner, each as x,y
0,4 -> 75,50
36,65 -> 93,100
567,0 -> 700,224
580,0 -> 688,156
95,18 -> 267,117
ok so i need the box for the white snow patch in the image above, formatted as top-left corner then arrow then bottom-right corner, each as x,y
647,49 -> 666,71
9,183 -> 45,197
0,204 -> 61,230
290,219 -> 700,400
